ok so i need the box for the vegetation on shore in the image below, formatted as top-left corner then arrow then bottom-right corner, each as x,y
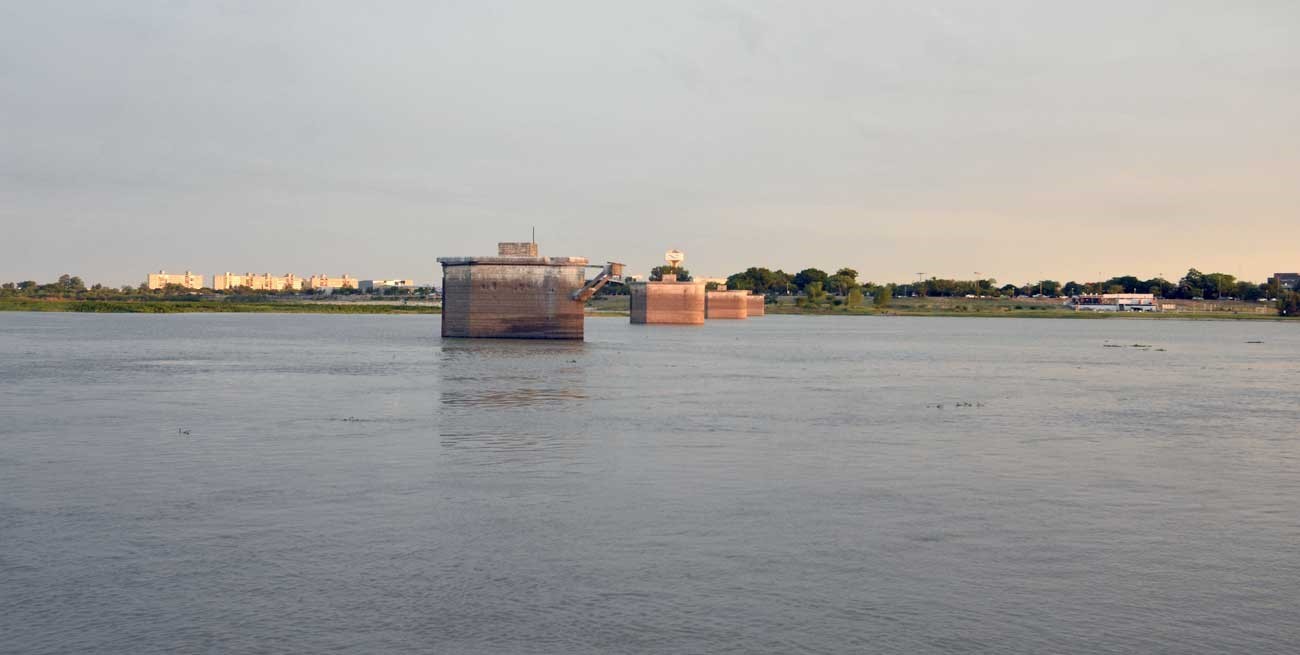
713,266 -> 1299,318
5,271 -> 1297,319
0,298 -> 439,314
0,274 -> 440,314
584,295 -> 1291,320
765,301 -> 1291,321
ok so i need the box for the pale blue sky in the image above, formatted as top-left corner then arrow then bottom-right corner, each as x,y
2,1 -> 1297,286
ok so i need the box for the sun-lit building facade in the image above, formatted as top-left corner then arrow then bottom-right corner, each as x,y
307,274 -> 358,290
146,270 -> 205,290
358,279 -> 416,292
212,272 -> 304,291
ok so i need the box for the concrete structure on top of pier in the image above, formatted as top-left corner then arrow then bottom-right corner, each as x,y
630,274 -> 706,325
746,294 -> 765,316
706,289 -> 750,319
497,242 -> 539,257
437,242 -> 623,340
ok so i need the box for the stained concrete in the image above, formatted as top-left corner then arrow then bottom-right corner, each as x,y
630,278 -> 706,325
746,294 -> 766,316
705,290 -> 750,319
438,256 -> 589,339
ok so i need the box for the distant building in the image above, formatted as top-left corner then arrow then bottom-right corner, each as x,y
1068,293 -> 1158,312
1269,273 -> 1299,290
212,272 -> 303,291
358,279 -> 417,292
147,270 -> 204,290
307,274 -> 358,290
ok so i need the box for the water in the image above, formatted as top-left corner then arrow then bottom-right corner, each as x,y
1,312 -> 1297,654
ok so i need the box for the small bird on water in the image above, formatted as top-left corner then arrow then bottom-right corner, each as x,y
178,428 -> 190,435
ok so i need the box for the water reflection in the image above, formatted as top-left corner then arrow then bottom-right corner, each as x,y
437,339 -> 591,459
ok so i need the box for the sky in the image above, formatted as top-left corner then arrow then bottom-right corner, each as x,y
2,0 -> 1297,287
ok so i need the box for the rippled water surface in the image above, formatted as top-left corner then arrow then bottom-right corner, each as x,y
2,312 -> 1298,654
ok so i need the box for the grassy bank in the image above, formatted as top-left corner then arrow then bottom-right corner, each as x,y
767,302 -> 1290,321
0,298 -> 441,314
3,296 -> 1288,321
588,294 -> 1290,320
759,304 -> 1289,319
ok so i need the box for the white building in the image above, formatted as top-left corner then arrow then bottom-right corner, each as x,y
1068,293 -> 1158,311
358,279 -> 417,292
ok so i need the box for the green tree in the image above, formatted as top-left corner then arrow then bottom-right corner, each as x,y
873,285 -> 892,308
793,268 -> 828,291
825,273 -> 859,296
1235,281 -> 1263,302
1179,268 -> 1205,298
1143,278 -> 1176,297
649,266 -> 691,281
1278,291 -> 1300,317
803,281 -> 828,305
1202,273 -> 1236,299
845,288 -> 864,308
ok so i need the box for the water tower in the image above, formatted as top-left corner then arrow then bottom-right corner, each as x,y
629,249 -> 705,325
665,249 -> 685,269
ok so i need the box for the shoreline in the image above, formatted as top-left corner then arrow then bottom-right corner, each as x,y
2,299 -> 1293,321
0,299 -> 441,315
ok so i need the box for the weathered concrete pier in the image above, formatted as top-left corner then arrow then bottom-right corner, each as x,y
705,289 -> 750,319
746,294 -> 765,317
629,274 -> 706,325
438,243 -> 622,340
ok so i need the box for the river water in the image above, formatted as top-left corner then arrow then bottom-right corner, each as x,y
1,313 -> 1297,653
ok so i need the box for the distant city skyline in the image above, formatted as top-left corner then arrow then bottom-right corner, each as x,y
2,1 -> 1297,287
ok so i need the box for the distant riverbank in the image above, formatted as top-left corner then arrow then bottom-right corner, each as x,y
3,297 -> 1291,321
765,305 -> 1289,320
584,295 -> 1294,321
0,298 -> 441,314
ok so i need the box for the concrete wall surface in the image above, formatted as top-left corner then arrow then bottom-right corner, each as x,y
746,294 -> 765,316
440,259 -> 587,339
630,281 -> 706,324
706,290 -> 750,319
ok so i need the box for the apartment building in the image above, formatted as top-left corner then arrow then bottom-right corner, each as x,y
307,274 -> 358,290
212,272 -> 304,291
146,270 -> 205,290
358,279 -> 417,292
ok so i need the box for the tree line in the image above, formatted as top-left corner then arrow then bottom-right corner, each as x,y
719,266 -> 1298,315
